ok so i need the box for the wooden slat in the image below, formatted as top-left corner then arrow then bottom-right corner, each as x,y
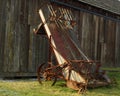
115,22 -> 120,67
105,20 -> 116,67
28,26 -> 35,72
98,17 -> 105,65
93,15 -> 99,60
0,0 -> 6,72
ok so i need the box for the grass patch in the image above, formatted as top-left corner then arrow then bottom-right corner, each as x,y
102,67 -> 120,72
0,71 -> 120,96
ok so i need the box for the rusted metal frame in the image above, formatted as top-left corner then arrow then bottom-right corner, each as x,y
48,21 -> 86,90
56,20 -> 78,60
37,63 -> 48,84
48,36 -> 53,63
36,8 -> 64,85
47,4 -> 54,17
39,8 -> 67,65
69,62 -> 84,76
49,42 -> 77,81
37,61 -> 66,85
58,6 -> 81,44
40,2 -> 110,91
36,10 -> 61,85
58,25 -> 98,82
60,7 -> 72,29
48,4 -> 61,28
68,60 -> 92,75
62,8 -> 70,21
54,20 -> 87,92
56,20 -> 89,86
55,10 -> 89,61
46,62 -> 68,71
48,5 -> 73,23
48,3 -> 71,22
48,4 -> 77,60
57,18 -> 90,61
44,66 -> 62,77
49,37 -> 71,64
44,36 -> 74,85
55,19 -> 94,89
55,8 -> 79,60
66,8 -> 72,21
36,3 -> 111,93
44,62 -> 68,86
48,4 -> 105,87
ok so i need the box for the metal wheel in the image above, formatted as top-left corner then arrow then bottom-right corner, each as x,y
37,63 -> 49,84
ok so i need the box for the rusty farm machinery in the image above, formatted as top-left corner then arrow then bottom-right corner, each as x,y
34,3 -> 111,93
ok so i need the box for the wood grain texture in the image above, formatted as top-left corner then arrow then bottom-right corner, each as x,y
0,0 -> 119,77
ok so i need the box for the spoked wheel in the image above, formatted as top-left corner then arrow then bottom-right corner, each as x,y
37,63 -> 49,84
37,62 -> 64,86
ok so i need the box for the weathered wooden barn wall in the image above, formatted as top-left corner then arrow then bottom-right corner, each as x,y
0,0 -> 49,77
74,11 -> 120,67
0,0 -> 120,77
66,5 -> 120,67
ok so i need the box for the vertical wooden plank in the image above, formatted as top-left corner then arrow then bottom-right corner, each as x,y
12,0 -> 21,72
28,0 -> 36,72
96,17 -> 104,63
28,0 -> 39,72
115,22 -> 120,67
93,15 -> 99,60
4,0 -> 13,72
44,37 -> 49,62
105,20 -> 116,67
78,11 -> 84,44
19,24 -> 30,72
42,37 -> 48,62
89,14 -> 95,59
98,17 -> 105,65
81,12 -> 89,58
28,26 -> 35,72
13,23 -> 20,72
19,0 -> 29,72
0,0 -> 6,72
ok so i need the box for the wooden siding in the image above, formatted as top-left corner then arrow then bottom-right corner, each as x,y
76,12 -> 119,67
0,0 -> 120,77
0,0 -> 49,77
0,0 -> 6,73
116,22 -> 120,67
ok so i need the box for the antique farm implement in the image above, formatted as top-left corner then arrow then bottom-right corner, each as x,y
34,3 -> 111,93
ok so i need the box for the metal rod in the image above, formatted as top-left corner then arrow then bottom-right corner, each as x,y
47,4 -> 54,16
66,9 -> 72,20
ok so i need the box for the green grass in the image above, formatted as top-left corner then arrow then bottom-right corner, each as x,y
0,72 -> 120,96
102,67 -> 120,71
